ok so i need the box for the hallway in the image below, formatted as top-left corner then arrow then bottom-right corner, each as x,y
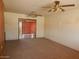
5,38 -> 79,59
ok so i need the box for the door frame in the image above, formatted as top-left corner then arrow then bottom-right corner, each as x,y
18,18 -> 37,39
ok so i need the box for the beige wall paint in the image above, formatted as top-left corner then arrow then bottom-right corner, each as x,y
45,8 -> 79,51
4,12 -> 44,40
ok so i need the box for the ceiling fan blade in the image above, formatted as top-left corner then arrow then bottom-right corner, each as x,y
60,4 -> 75,7
59,7 -> 65,12
28,11 -> 40,17
48,9 -> 52,12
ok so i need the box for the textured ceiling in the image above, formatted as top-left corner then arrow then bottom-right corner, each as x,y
3,0 -> 78,14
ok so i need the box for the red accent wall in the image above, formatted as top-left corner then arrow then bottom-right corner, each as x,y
22,20 -> 36,34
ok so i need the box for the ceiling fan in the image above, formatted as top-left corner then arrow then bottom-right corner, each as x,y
28,11 -> 42,17
42,0 -> 75,12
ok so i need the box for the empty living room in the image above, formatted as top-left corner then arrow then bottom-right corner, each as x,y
0,0 -> 79,59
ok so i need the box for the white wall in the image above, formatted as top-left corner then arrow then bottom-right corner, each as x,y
45,8 -> 79,51
4,12 -> 44,40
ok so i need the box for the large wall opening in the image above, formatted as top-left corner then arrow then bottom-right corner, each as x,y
18,19 -> 36,39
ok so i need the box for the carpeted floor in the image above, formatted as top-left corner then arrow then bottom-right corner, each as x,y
5,38 -> 79,59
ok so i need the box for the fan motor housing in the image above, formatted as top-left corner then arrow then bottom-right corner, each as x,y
55,1 -> 60,5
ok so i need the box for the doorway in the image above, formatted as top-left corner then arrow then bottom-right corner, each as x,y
18,19 -> 36,39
